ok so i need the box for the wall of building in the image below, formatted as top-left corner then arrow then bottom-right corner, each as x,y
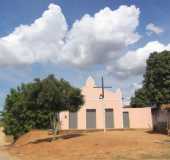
152,109 -> 168,124
59,89 -> 123,129
60,76 -> 123,129
60,107 -> 153,130
59,77 -> 153,130
152,109 -> 169,133
123,107 -> 153,129
59,111 -> 69,130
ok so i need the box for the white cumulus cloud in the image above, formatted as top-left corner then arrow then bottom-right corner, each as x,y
107,41 -> 170,78
62,5 -> 140,67
0,4 -> 140,68
0,4 -> 67,67
146,23 -> 164,35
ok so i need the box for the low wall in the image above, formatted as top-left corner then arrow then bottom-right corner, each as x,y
152,109 -> 170,134
123,107 -> 153,129
60,107 -> 153,130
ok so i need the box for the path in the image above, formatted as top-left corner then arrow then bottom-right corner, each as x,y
0,128 -> 16,160
0,127 -> 7,146
0,150 -> 12,160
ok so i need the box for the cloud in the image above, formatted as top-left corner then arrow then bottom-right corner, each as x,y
107,41 -> 170,78
123,81 -> 142,105
0,4 -> 140,68
0,4 -> 67,67
132,82 -> 142,90
62,5 -> 140,67
0,3 -> 169,86
146,23 -> 164,35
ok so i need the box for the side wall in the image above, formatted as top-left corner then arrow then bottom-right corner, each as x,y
123,107 -> 153,129
59,111 -> 69,130
59,100 -> 123,130
152,109 -> 168,133
59,87 -> 123,130
60,107 -> 153,130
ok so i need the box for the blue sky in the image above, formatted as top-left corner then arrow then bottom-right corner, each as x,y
0,0 -> 170,110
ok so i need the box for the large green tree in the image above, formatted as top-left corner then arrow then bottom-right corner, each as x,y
2,75 -> 84,139
144,51 -> 170,106
131,51 -> 170,107
130,88 -> 149,107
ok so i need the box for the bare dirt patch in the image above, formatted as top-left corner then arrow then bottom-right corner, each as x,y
8,130 -> 170,160
0,127 -> 7,146
0,127 -> 16,160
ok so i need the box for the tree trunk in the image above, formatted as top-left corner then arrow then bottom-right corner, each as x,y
50,112 -> 60,140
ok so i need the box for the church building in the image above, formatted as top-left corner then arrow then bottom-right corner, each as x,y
59,77 -> 152,130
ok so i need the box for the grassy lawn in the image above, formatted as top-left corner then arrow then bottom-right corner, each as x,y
8,130 -> 170,160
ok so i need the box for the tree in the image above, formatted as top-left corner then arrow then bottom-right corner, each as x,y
37,75 -> 84,136
131,51 -> 170,107
130,88 -> 149,107
2,75 -> 84,139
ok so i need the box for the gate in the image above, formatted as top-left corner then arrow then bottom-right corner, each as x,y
86,109 -> 96,129
123,112 -> 130,128
105,109 -> 114,128
69,112 -> 77,129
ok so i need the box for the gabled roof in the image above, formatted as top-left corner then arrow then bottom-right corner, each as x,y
82,76 -> 122,101
85,76 -> 95,87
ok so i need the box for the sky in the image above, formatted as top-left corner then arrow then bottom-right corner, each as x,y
0,0 -> 170,110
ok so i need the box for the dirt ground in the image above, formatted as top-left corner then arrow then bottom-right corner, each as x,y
7,130 -> 170,160
0,127 -> 15,160
0,127 -> 7,146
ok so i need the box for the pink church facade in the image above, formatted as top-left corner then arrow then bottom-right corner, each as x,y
59,77 -> 153,130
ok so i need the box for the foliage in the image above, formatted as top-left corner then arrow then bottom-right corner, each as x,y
2,75 -> 84,139
130,88 -> 149,107
131,51 -> 170,107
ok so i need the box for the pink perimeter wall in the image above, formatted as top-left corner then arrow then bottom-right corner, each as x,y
59,77 -> 153,130
122,107 -> 153,129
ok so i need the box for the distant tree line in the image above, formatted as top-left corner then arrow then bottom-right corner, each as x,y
131,51 -> 170,108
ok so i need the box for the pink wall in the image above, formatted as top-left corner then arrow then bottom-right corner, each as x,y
59,77 -> 152,130
122,108 -> 153,129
